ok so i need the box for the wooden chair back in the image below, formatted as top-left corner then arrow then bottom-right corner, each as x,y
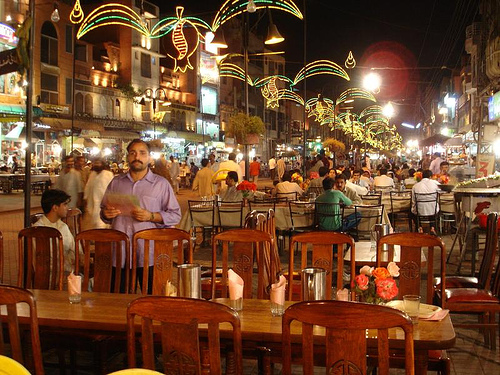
0,231 -> 3,284
289,232 -> 355,301
282,301 -> 414,375
0,286 -> 44,375
29,213 -> 44,226
211,229 -> 273,299
62,208 -> 82,238
75,229 -> 130,293
132,228 -> 193,295
127,296 -> 242,375
476,212 -> 499,290
18,226 -> 64,290
377,233 -> 446,306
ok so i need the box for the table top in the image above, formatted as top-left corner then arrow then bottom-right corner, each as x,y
4,290 -> 455,350
453,187 -> 500,194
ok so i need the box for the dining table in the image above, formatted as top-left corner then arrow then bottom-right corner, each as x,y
4,290 -> 455,375
0,173 -> 57,193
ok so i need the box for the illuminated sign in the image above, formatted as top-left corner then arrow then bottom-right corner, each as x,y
488,91 -> 500,121
201,86 -> 217,115
200,52 -> 219,84
0,23 -> 17,44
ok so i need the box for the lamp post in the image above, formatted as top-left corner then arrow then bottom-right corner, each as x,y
139,88 -> 171,139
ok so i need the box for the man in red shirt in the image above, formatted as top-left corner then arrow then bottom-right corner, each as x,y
249,157 -> 261,183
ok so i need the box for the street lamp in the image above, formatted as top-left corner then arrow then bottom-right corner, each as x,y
382,102 -> 395,118
363,72 -> 381,93
138,88 -> 171,139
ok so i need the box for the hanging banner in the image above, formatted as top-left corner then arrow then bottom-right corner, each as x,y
476,153 -> 495,178
0,48 -> 18,76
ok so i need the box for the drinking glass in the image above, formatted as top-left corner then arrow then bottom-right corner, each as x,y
403,295 -> 421,324
230,298 -> 243,311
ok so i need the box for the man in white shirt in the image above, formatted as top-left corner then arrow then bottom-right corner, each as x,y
411,170 -> 441,231
55,156 -> 83,209
219,152 -> 242,182
335,174 -> 363,205
83,159 -> 114,230
346,169 -> 368,196
429,152 -> 444,175
373,168 -> 395,189
34,189 -> 82,274
275,171 -> 303,198
268,156 -> 276,180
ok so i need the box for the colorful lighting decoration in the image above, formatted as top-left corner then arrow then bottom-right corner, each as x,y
365,115 -> 389,127
293,60 -> 350,86
212,0 -> 303,31
305,95 -> 335,124
219,62 -> 254,86
280,89 -> 304,106
359,105 -> 383,119
344,50 -> 356,69
335,88 -> 376,105
260,77 -> 285,108
70,0 -> 84,24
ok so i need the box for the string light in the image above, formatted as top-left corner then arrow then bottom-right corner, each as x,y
70,0 -> 84,24
359,105 -> 383,118
344,51 -> 356,69
335,88 -> 376,105
293,60 -> 350,86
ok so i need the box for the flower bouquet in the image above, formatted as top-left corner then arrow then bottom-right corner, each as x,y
236,180 -> 257,198
414,171 -> 423,183
352,263 -> 400,304
432,173 -> 450,185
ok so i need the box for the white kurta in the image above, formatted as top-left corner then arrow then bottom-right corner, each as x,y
83,170 -> 115,230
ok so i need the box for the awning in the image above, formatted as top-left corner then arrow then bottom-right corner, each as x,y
4,124 -> 40,141
444,136 -> 464,147
40,117 -> 105,132
420,133 -> 450,147
0,104 -> 43,117
176,131 -> 205,143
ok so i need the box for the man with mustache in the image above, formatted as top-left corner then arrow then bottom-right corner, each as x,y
100,139 -> 181,292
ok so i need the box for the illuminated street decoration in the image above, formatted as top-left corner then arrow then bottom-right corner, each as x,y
293,60 -> 350,86
344,50 -> 356,69
260,77 -> 282,108
359,105 -> 383,118
212,0 -> 303,31
305,95 -> 335,123
219,62 -> 254,86
335,88 -> 376,105
70,0 -> 84,24
280,89 -> 304,106
365,115 -> 389,126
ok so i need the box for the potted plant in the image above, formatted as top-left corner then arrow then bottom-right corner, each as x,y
226,113 -> 265,145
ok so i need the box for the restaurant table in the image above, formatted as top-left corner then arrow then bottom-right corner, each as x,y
344,241 -> 427,266
447,187 -> 500,274
378,191 -> 454,214
0,173 -> 57,193
178,203 -> 391,233
3,290 -> 455,375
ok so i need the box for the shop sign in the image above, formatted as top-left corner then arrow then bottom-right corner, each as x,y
0,24 -> 17,44
40,103 -> 70,115
488,91 -> 500,121
0,48 -> 18,75
476,154 -> 495,178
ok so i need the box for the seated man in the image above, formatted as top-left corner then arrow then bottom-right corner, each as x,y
373,168 -> 395,189
411,169 -> 440,231
351,169 -> 370,190
315,177 -> 361,231
434,161 -> 451,184
343,170 -> 368,197
220,171 -> 243,202
275,171 -> 304,198
33,189 -> 82,274
306,166 -> 328,194
335,174 -> 363,205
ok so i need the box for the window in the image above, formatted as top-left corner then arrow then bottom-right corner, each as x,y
84,94 -> 93,115
41,22 -> 58,66
75,43 -> 87,62
141,53 -> 151,78
65,78 -> 72,104
41,73 -> 58,104
278,64 -> 284,75
65,25 -> 73,53
75,93 -> 83,114
135,51 -> 139,60
152,56 -> 156,65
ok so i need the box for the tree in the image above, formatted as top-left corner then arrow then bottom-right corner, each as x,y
226,113 -> 265,144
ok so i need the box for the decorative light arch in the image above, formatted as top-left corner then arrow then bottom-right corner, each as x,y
335,88 -> 376,105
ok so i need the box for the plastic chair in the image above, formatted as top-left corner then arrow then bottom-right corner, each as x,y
0,356 -> 31,375
376,233 -> 446,306
127,296 -> 242,374
132,228 -> 192,295
217,201 -> 244,231
288,232 -> 355,301
414,192 -> 439,231
75,228 -> 130,293
389,191 -> 412,231
18,226 -> 64,290
188,200 -> 216,251
282,301 -> 414,375
0,286 -> 44,375
211,228 -> 273,299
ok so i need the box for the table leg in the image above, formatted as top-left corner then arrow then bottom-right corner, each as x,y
446,214 -> 464,263
456,218 -> 472,274
415,349 -> 429,375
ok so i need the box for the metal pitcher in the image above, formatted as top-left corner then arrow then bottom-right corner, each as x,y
301,267 -> 326,301
371,223 -> 391,251
177,263 -> 201,299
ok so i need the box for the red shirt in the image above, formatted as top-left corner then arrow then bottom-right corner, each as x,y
249,161 -> 261,176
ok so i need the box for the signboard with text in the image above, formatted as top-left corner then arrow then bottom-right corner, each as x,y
476,153 -> 495,178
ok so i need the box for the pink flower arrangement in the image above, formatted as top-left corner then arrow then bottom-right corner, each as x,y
352,263 -> 400,304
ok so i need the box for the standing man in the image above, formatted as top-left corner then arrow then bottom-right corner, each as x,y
83,159 -> 114,230
268,155 -> 276,181
55,155 -> 83,209
429,152 -> 444,175
276,156 -> 286,181
192,158 -> 214,197
169,155 -> 180,194
209,153 -> 219,173
75,155 -> 91,189
219,152 -> 242,182
249,157 -> 261,183
101,139 -> 181,292
33,189 -> 82,274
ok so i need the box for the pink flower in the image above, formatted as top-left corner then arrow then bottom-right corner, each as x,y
375,278 -> 399,301
354,274 -> 370,291
387,262 -> 400,277
360,265 -> 373,276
